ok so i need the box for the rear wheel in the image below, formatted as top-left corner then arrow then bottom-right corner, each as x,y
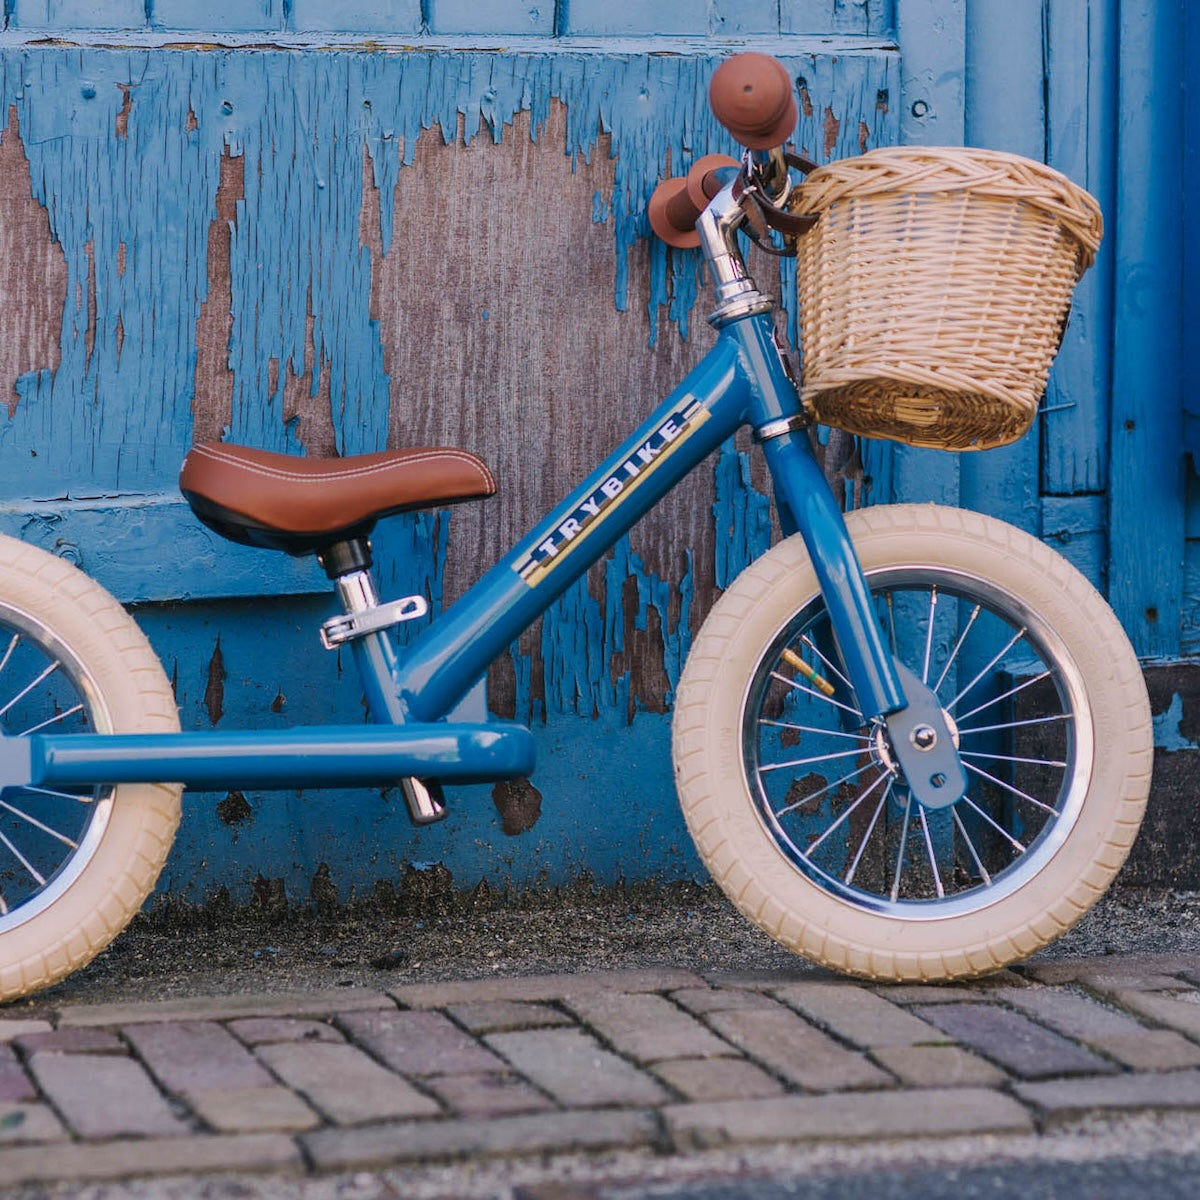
0,536 -> 181,1000
673,504 -> 1152,980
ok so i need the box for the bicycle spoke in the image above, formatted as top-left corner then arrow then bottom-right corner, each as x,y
885,591 -> 898,657
959,749 -> 1067,769
947,626 -> 1028,711
918,805 -> 945,898
0,634 -> 18,683
889,793 -> 914,902
952,807 -> 992,885
0,800 -> 78,849
22,787 -> 94,805
0,662 -> 61,721
803,769 -> 890,857
933,604 -> 981,693
955,670 -> 1052,725
844,779 -> 892,885
15,705 -> 84,737
798,636 -> 853,693
921,586 -> 938,685
963,762 -> 1058,815
960,794 -> 1028,854
0,829 -> 45,887
759,746 -> 874,774
769,671 -> 864,721
775,762 -> 876,818
958,712 -> 1072,737
758,720 -> 869,743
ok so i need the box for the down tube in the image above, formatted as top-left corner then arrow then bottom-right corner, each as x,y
393,336 -> 751,722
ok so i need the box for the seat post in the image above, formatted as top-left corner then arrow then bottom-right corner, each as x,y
316,537 -> 448,828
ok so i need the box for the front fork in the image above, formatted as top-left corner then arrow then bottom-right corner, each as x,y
756,421 -> 968,809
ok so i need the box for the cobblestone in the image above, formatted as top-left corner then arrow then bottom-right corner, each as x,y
391,969 -> 706,1009
0,1134 -> 301,1186
28,1053 -> 189,1139
1014,1069 -> 1200,1118
338,1008 -> 508,1076
254,1041 -> 441,1124
774,981 -> 947,1047
914,1002 -> 1118,1079
650,1056 -> 786,1101
124,1020 -> 276,1095
484,1028 -> 670,1107
0,1047 -> 36,1103
186,1086 -> 321,1133
423,1072 -> 554,1117
669,986 -> 782,1016
868,1043 -> 1007,1088
57,989 -> 393,1027
1107,988 -> 1200,1040
0,1103 -> 67,1143
226,1017 -> 345,1046
664,1087 -> 1033,1149
563,991 -> 733,1063
990,986 -> 1147,1040
705,1005 -> 893,1091
1087,1030 -> 1200,1071
444,1000 -> 574,1034
13,1028 -> 125,1055
303,1110 -> 660,1171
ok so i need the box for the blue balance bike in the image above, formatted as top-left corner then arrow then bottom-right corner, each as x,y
0,54 -> 1152,999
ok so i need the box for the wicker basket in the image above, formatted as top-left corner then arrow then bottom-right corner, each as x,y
790,146 -> 1103,450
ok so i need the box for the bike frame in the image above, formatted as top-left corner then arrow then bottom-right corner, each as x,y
20,179 -> 935,799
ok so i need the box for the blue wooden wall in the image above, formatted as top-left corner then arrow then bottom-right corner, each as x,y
0,0 -> 1190,904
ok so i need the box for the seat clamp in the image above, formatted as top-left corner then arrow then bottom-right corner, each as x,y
320,595 -> 429,649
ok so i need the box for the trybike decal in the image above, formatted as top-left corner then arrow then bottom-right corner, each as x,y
514,396 -> 710,587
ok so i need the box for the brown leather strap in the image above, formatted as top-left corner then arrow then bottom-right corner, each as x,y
738,152 -> 820,241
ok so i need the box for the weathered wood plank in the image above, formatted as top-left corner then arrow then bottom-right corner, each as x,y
428,1 -> 551,36
11,0 -> 145,29
873,0 -> 964,507
957,0 -> 1042,535
1108,0 -> 1185,657
1041,494 -> 1106,593
1041,0 -> 1117,498
151,1 -> 283,32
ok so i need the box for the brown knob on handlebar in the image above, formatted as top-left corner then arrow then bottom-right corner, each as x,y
709,53 -> 797,150
648,154 -> 740,249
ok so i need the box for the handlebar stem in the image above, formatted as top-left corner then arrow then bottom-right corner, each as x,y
696,183 -> 773,325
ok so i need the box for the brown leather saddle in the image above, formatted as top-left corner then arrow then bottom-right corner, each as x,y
179,441 -> 495,556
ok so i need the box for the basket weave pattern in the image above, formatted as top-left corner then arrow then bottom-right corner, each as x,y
791,147 -> 1104,450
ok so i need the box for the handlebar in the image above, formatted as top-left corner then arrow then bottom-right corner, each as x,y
646,53 -> 800,250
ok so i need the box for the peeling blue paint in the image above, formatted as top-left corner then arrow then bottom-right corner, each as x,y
0,45 -> 896,500
1153,693 -> 1198,753
713,439 -> 772,588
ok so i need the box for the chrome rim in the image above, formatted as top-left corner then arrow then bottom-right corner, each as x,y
0,604 -> 114,932
742,565 -> 1092,919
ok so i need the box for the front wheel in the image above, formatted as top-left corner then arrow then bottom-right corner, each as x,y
673,504 -> 1152,981
0,536 -> 182,1000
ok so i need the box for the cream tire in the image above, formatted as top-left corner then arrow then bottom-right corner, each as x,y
0,535 -> 181,1000
673,504 -> 1152,981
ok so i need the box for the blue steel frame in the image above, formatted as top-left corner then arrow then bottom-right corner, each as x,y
26,307 -> 906,793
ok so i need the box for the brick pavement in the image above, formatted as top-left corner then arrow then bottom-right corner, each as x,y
0,955 -> 1195,1185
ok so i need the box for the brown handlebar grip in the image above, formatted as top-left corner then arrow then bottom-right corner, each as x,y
648,155 -> 741,249
709,53 -> 798,150
648,177 -> 702,249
